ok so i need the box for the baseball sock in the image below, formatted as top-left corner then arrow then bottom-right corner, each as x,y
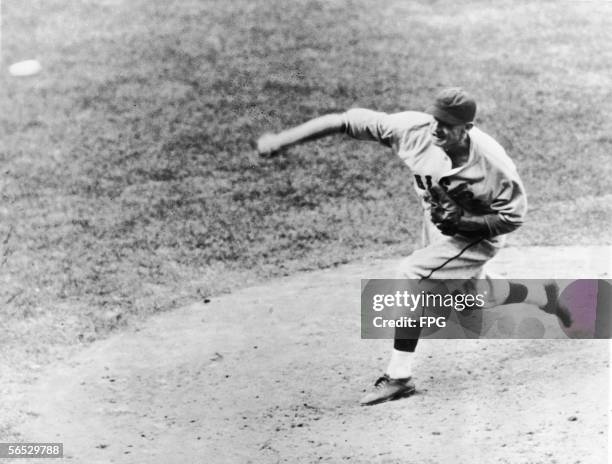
503,282 -> 528,304
386,349 -> 414,379
504,281 -> 547,307
386,304 -> 421,379
394,338 -> 419,352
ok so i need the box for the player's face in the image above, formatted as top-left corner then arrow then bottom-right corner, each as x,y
430,118 -> 468,149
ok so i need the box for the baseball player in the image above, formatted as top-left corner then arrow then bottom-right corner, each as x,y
256,87 -> 572,405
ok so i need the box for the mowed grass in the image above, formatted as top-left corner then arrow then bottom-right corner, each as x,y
0,0 -> 610,369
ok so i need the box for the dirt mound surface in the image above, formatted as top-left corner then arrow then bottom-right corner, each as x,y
15,246 -> 611,463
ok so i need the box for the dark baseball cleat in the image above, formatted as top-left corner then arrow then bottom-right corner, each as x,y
360,374 -> 416,406
541,282 -> 573,328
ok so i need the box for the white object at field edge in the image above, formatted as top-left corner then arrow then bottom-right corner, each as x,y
8,60 -> 42,77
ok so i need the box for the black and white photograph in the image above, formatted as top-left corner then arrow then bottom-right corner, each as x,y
0,0 -> 610,462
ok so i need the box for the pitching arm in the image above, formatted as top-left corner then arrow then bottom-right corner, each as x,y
255,108 -> 401,157
255,114 -> 345,157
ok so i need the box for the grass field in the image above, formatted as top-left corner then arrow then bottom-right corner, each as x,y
0,0 -> 610,387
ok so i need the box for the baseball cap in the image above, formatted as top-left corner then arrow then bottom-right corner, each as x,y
428,87 -> 477,125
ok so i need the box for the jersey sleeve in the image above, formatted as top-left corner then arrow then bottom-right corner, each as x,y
458,178 -> 526,238
485,178 -> 527,235
489,179 -> 527,235
342,108 -> 401,147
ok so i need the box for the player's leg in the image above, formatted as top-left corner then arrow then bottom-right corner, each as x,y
360,232 -> 505,405
421,211 -> 572,327
391,236 -> 508,366
500,280 -> 573,327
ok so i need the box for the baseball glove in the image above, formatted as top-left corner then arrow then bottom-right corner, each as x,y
429,185 -> 463,236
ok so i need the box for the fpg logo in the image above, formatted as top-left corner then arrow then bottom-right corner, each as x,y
419,316 -> 446,328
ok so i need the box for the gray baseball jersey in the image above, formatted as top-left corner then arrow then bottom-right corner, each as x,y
341,109 -> 527,238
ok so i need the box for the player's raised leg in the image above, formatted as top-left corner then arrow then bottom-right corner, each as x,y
501,280 -> 572,327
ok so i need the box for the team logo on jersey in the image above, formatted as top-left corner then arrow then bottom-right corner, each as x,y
414,175 -> 487,213
413,174 -> 434,190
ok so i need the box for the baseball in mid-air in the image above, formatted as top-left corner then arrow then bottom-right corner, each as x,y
8,59 -> 42,77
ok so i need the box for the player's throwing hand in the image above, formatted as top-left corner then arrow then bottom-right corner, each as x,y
255,132 -> 283,158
